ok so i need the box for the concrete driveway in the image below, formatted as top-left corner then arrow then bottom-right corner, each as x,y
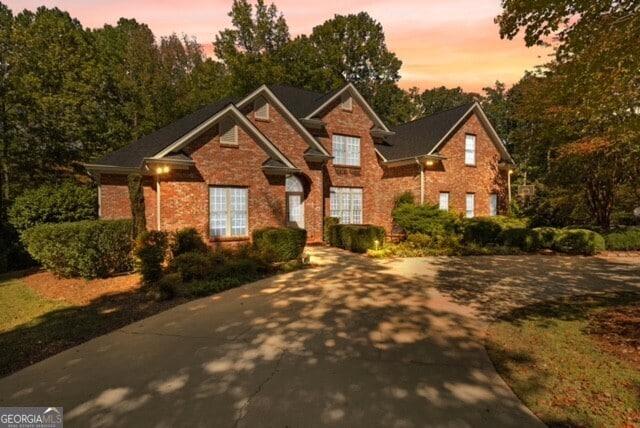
1,249 -> 639,428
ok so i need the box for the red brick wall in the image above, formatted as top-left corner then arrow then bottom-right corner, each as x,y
99,174 -> 157,229
247,100 -> 324,242
377,112 -> 508,231
316,98 -> 383,227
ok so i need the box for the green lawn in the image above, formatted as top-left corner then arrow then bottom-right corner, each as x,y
486,293 -> 640,428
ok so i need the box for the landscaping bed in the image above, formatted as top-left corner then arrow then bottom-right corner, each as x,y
486,293 -> 640,428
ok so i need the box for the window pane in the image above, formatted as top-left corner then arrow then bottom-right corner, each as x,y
289,194 -> 302,224
330,188 -> 339,218
230,188 -> 247,236
209,188 -> 227,237
351,189 -> 363,224
346,136 -> 360,166
466,194 -> 475,218
490,194 -> 498,217
439,192 -> 449,211
329,187 -> 362,225
333,136 -> 346,165
465,135 -> 476,165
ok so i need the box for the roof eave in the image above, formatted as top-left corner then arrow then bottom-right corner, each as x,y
83,163 -> 148,176
371,128 -> 396,138
262,166 -> 301,176
380,153 -> 447,167
299,118 -> 325,129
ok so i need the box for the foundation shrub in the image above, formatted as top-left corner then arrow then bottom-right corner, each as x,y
252,227 -> 307,262
552,229 -> 605,255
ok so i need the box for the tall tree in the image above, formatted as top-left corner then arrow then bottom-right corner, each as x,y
497,0 -> 640,227
0,2 -> 13,218
415,86 -> 480,117
214,0 -> 290,94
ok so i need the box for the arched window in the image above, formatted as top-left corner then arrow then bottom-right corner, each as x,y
286,175 -> 303,193
286,175 -> 304,228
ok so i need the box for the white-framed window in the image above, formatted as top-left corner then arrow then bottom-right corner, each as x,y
465,134 -> 476,165
333,134 -> 360,166
465,193 -> 475,218
439,192 -> 449,211
220,118 -> 238,145
330,187 -> 362,224
490,194 -> 499,217
254,97 -> 269,120
209,187 -> 248,237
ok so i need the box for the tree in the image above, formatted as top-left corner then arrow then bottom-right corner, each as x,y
415,86 -> 480,117
0,2 -> 13,220
214,0 -> 290,94
481,81 -> 510,146
497,0 -> 640,228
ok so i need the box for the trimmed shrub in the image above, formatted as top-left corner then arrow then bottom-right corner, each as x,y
405,232 -> 460,250
252,227 -> 307,262
328,224 -> 344,248
532,227 -> 559,249
498,228 -> 542,252
171,227 -> 208,257
330,224 -> 386,253
323,217 -> 339,243
134,230 -> 169,285
552,229 -> 606,255
21,219 -> 133,278
462,216 -> 529,246
169,251 -> 213,281
156,272 -> 182,300
392,203 -> 461,238
603,228 -> 640,251
9,181 -> 97,232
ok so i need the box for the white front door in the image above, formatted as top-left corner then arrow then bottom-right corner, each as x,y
288,193 -> 304,228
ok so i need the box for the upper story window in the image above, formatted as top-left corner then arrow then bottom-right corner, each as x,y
254,97 -> 269,121
465,134 -> 476,165
220,118 -> 238,146
341,93 -> 352,111
333,134 -> 360,166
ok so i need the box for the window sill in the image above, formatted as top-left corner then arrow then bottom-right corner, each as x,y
254,117 -> 270,123
333,164 -> 361,169
220,143 -> 239,148
209,236 -> 250,243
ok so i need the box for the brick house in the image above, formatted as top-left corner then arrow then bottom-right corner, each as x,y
85,83 -> 514,244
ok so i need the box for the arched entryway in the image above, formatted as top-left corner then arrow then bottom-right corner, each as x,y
286,175 -> 305,229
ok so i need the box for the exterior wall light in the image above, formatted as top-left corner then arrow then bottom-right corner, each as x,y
425,160 -> 434,167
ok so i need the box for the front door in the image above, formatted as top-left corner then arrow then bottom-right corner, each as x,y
286,175 -> 305,229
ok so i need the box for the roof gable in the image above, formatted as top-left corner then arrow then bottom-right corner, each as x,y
376,102 -> 513,164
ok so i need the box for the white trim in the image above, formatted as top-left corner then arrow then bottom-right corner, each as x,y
237,85 -> 331,157
154,104 -> 296,169
305,83 -> 391,133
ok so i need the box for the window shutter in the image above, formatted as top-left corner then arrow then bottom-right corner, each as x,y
341,93 -> 352,111
220,118 -> 238,145
254,97 -> 269,120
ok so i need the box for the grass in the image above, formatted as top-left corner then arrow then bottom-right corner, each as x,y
486,293 -> 640,428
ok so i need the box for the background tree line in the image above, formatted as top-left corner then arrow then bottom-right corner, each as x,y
0,0 -> 638,272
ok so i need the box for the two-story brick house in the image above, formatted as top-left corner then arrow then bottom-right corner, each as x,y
86,83 -> 514,244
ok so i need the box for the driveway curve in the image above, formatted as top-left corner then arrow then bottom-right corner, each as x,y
2,248 -> 638,427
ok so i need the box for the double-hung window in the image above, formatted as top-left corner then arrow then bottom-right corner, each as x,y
330,187 -> 362,224
465,134 -> 476,165
465,193 -> 475,218
439,192 -> 449,211
209,187 -> 248,237
333,135 -> 360,166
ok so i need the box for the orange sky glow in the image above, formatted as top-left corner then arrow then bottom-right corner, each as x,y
3,0 -> 552,93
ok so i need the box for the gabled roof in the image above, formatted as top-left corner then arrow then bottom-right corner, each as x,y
266,84 -> 330,118
376,103 -> 474,161
375,102 -> 514,164
92,98 -> 236,169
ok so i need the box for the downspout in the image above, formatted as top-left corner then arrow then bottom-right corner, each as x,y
156,175 -> 161,230
415,157 -> 424,204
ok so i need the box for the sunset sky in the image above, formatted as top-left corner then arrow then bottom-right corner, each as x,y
3,0 -> 552,93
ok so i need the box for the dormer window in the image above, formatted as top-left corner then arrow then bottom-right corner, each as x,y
254,97 -> 269,121
341,93 -> 352,111
220,118 -> 238,146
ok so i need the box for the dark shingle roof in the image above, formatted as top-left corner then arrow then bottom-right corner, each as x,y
267,84 -> 343,118
376,102 -> 475,161
92,97 -> 237,168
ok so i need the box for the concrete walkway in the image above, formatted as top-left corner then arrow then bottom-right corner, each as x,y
1,249 -> 638,427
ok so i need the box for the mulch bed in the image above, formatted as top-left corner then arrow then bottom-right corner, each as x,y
22,269 -> 143,305
588,304 -> 640,369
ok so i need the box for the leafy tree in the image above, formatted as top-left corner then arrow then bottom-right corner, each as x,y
481,81 -> 511,146
0,2 -> 13,219
415,86 -> 480,117
214,0 -> 290,94
496,0 -> 640,228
